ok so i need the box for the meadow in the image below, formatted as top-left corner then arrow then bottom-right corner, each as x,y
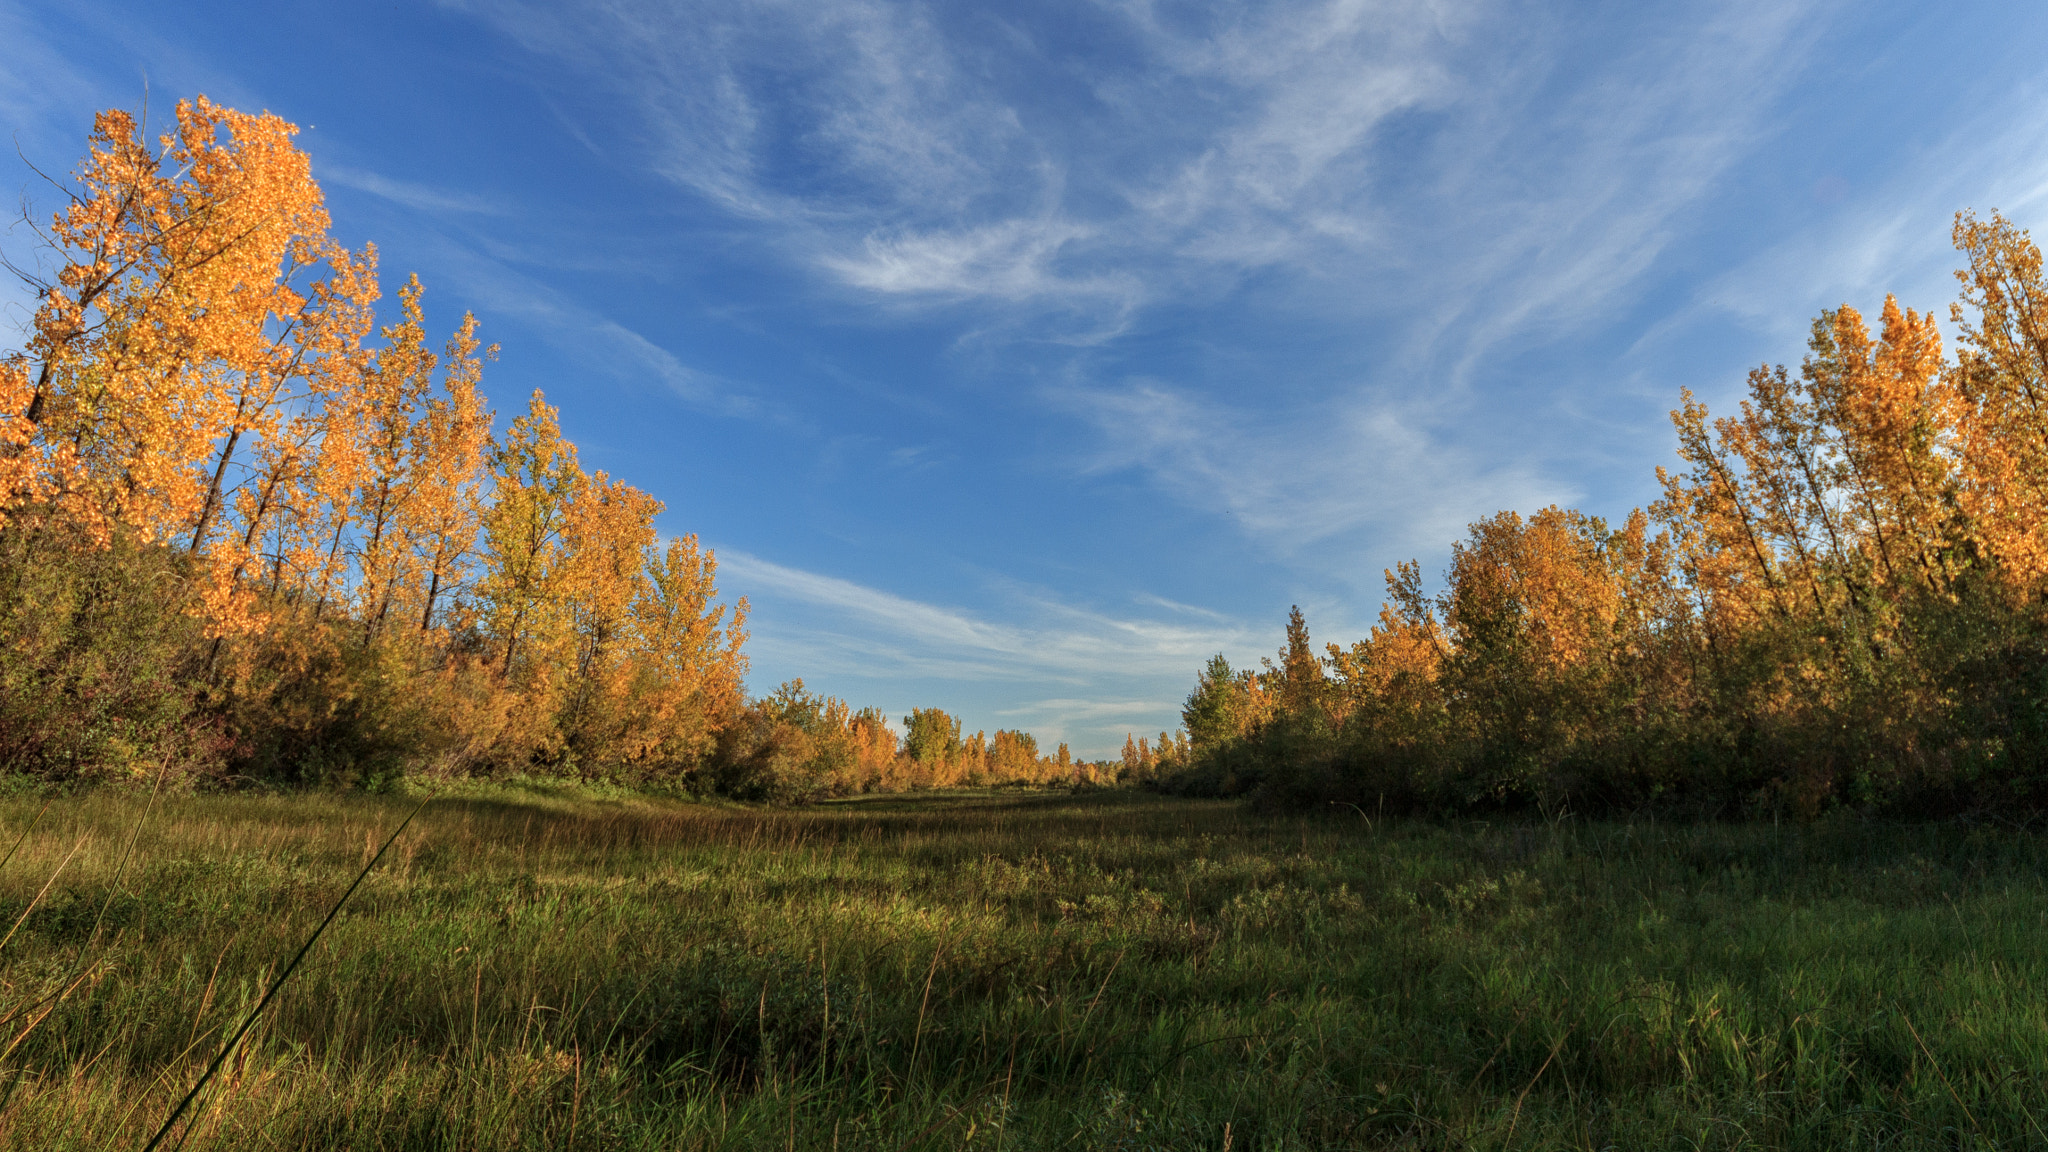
0,787 -> 2041,1150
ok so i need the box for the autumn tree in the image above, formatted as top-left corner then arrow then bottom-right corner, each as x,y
3,99 -> 369,544
1152,730 -> 1184,773
619,534 -> 749,769
848,706 -> 898,790
479,390 -> 584,680
0,99 -> 380,641
0,95 -> 776,787
333,277 -> 458,641
1949,210 -> 2048,594
403,313 -> 492,634
988,728 -> 1040,782
1803,298 -> 1957,601
1327,562 -> 1449,729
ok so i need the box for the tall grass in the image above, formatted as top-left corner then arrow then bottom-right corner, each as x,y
0,787 -> 2041,1148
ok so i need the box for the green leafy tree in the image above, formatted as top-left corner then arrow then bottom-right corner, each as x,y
903,707 -> 961,766
1183,654 -> 1245,755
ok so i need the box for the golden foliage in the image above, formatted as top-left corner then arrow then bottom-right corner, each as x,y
0,97 -> 757,784
1194,210 -> 2048,813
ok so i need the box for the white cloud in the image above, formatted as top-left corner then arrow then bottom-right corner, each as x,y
994,697 -> 1189,751
1108,0 -> 1465,259
587,319 -> 733,410
723,551 -> 1041,673
441,0 -> 1480,317
0,4 -> 98,143
320,164 -> 510,216
720,547 -> 1256,683
1672,83 -> 2048,378
386,233 -> 760,418
821,217 -> 1139,311
715,547 -> 1268,749
1063,377 -> 1572,566
438,0 -> 1837,560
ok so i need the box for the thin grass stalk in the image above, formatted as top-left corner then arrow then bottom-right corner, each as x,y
0,802 -> 51,876
1898,1003 -> 1981,1137
141,794 -> 434,1152
907,935 -> 949,1084
0,836 -> 86,958
81,755 -> 173,951
1,757 -> 179,1116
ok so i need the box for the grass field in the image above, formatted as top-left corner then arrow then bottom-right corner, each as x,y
0,786 -> 2042,1149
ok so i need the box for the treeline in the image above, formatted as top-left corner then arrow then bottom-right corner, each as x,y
717,688 -> 1107,803
1164,212 -> 2048,818
0,97 -> 1068,797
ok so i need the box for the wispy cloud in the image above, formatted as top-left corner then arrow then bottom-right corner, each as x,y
380,232 -> 763,419
1063,376 -> 1571,569
1672,82 -> 2048,375
445,0 -> 1834,553
724,551 -> 1043,675
994,698 -> 1189,750
441,0 -> 1472,317
1399,1 -> 1826,367
0,4 -> 98,142
721,548 -> 1254,681
821,217 -> 1138,311
1105,0 -> 1464,263
320,163 -> 510,216
716,547 -> 1262,748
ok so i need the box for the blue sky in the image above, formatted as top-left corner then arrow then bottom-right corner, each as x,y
7,1 -> 2048,755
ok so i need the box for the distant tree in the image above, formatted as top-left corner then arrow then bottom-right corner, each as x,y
1154,730 -> 1179,771
1182,654 -> 1241,754
988,728 -> 1040,781
1275,605 -> 1325,718
903,707 -> 961,766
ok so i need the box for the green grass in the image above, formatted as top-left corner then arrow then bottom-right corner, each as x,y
0,786 -> 2043,1149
